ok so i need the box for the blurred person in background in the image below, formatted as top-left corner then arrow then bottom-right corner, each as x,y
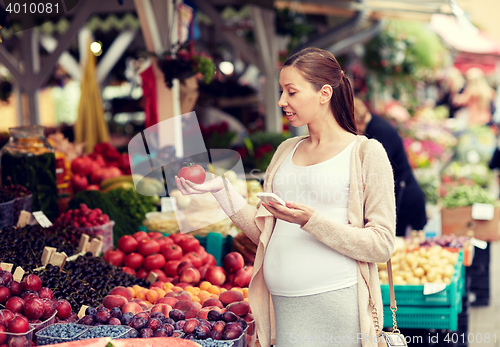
354,97 -> 427,237
453,67 -> 496,125
436,66 -> 465,118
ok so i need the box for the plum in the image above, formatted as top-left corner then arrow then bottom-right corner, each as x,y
207,310 -> 221,321
140,328 -> 153,338
78,315 -> 94,326
120,311 -> 134,325
221,311 -> 238,323
194,324 -> 211,340
169,309 -> 185,322
129,316 -> 147,331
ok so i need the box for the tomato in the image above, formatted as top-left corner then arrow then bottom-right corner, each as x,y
118,235 -> 139,254
122,267 -> 137,276
103,249 -> 125,267
160,244 -> 183,261
137,268 -> 148,280
163,260 -> 182,277
178,164 -> 206,184
205,253 -> 217,267
177,237 -> 200,254
138,239 -> 160,256
143,254 -> 166,270
148,232 -> 164,239
132,231 -> 149,242
156,237 -> 174,248
123,252 -> 144,269
181,252 -> 203,268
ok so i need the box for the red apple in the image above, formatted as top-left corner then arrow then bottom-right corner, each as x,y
223,252 -> 244,273
205,266 -> 226,286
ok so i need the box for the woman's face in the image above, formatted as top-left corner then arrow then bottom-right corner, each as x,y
278,66 -> 322,127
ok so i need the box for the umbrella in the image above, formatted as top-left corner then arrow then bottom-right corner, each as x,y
74,40 -> 110,153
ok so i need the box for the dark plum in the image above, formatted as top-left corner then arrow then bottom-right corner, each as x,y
140,328 -> 154,338
162,317 -> 175,325
129,316 -> 147,331
225,322 -> 243,335
158,323 -> 174,336
199,319 -> 212,330
207,310 -> 221,321
222,329 -> 242,340
128,328 -> 139,338
153,328 -> 169,337
146,318 -> 161,331
211,330 -> 223,340
221,311 -> 238,323
174,320 -> 186,330
108,317 -> 121,325
85,307 -> 97,317
194,325 -> 211,340
109,307 -> 122,320
150,312 -> 165,321
120,311 -> 134,325
78,315 -> 94,325
95,310 -> 111,323
169,309 -> 185,322
96,306 -> 109,313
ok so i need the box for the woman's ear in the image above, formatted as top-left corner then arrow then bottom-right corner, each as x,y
320,84 -> 333,104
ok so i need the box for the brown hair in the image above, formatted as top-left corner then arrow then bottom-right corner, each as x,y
283,47 -> 357,134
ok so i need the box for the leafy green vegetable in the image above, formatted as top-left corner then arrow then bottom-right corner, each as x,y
442,185 -> 497,209
106,188 -> 158,231
68,190 -> 137,245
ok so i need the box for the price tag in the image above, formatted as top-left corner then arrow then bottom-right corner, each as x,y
12,267 -> 25,283
470,238 -> 488,250
471,203 -> 495,221
77,234 -> 90,254
32,211 -> 53,228
41,247 -> 57,266
78,305 -> 89,319
17,211 -> 32,228
146,271 -> 158,284
87,239 -> 103,257
423,283 -> 447,295
49,252 -> 67,269
0,263 -> 13,272
161,197 -> 176,212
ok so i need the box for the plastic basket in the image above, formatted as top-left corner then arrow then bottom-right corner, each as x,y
12,194 -> 32,223
381,250 -> 464,307
1,327 -> 34,347
179,326 -> 248,347
77,221 -> 115,254
382,305 -> 461,331
0,199 -> 14,230
35,323 -> 88,345
79,325 -> 132,339
30,311 -> 57,333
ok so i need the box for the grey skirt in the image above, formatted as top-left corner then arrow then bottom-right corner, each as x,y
271,285 -> 362,347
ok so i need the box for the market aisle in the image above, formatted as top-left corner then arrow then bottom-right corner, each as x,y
469,240 -> 500,347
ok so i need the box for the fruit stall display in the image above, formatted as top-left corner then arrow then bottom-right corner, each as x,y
378,241 -> 466,331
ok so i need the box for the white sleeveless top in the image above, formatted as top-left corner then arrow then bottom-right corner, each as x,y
263,139 -> 358,296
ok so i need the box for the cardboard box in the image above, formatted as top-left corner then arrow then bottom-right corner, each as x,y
441,206 -> 500,241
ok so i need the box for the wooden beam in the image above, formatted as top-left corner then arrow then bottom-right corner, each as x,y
33,0 -> 98,88
0,45 -> 23,82
40,35 -> 82,81
97,29 -> 138,84
193,0 -> 263,71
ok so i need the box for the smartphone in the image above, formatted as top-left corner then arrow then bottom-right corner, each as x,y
256,192 -> 286,206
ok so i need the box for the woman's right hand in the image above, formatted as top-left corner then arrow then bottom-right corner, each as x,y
175,175 -> 227,195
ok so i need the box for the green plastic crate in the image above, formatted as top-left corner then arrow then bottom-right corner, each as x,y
381,250 -> 464,307
383,305 -> 461,331
194,232 -> 233,267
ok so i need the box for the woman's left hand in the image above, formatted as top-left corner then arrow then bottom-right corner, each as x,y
262,201 -> 315,227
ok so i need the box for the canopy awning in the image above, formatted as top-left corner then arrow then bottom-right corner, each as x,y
430,14 -> 500,55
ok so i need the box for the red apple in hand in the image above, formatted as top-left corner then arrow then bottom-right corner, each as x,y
178,164 -> 206,184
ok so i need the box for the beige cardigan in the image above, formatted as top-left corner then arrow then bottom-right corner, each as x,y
212,135 -> 396,347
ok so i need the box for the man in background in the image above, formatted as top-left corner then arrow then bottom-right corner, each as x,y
354,97 -> 427,237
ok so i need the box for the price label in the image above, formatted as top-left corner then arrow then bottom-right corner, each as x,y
423,283 -> 447,295
78,305 -> 89,319
17,211 -> 32,228
0,263 -> 13,272
471,203 -> 495,221
12,267 -> 25,283
470,238 -> 488,250
32,211 -> 53,228
146,271 -> 158,284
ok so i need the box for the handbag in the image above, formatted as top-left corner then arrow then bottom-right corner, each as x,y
359,139 -> 407,347
367,259 -> 408,347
